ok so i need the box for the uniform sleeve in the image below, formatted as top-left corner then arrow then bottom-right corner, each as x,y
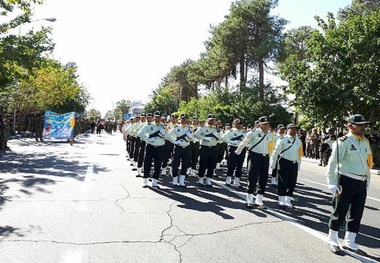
236,130 -> 254,154
325,140 -> 346,185
138,125 -> 148,142
165,127 -> 176,144
270,138 -> 283,169
221,130 -> 233,144
194,127 -> 204,140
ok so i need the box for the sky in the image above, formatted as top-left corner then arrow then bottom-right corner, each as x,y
32,0 -> 352,115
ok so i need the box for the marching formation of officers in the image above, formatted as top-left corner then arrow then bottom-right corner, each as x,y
122,112 -> 304,211
122,111 -> 374,256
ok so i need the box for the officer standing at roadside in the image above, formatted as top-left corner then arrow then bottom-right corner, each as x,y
194,114 -> 220,187
270,123 -> 303,209
326,114 -> 373,256
138,111 -> 166,188
235,116 -> 274,208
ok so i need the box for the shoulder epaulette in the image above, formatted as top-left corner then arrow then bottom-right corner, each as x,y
339,136 -> 348,141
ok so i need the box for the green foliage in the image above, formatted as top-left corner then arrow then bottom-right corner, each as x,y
115,99 -> 133,115
278,9 -> 380,126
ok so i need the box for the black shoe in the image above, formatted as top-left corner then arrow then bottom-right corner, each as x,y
205,184 -> 213,188
136,175 -> 142,178
132,168 -> 137,171
255,204 -> 267,210
142,185 -> 149,188
318,164 -> 322,166
246,203 -> 254,208
178,185 -> 187,188
197,182 -> 205,187
279,204 -> 287,210
342,246 -> 367,256
330,244 -> 345,256
152,185 -> 160,189
225,183 -> 231,186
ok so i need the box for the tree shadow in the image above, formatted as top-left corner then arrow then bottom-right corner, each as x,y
0,150 -> 107,211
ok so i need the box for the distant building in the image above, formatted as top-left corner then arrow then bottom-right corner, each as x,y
130,100 -> 144,117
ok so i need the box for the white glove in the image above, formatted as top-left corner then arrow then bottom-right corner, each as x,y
159,128 -> 165,135
328,184 -> 340,196
148,137 -> 156,142
366,182 -> 370,192
203,137 -> 211,142
235,149 -> 241,155
231,140 -> 238,145
212,131 -> 219,137
186,131 -> 193,139
174,140 -> 181,145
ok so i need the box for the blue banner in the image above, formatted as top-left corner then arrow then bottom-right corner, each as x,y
43,111 -> 76,139
124,113 -> 132,120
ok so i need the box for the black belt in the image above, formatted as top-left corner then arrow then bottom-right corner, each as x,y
280,157 -> 297,164
201,145 -> 216,148
250,151 -> 269,157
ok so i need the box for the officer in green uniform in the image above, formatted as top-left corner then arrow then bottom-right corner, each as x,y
165,113 -> 192,187
271,124 -> 286,186
188,116 -> 200,177
270,123 -> 304,209
221,119 -> 246,187
138,111 -> 166,188
235,116 -> 275,208
194,114 -> 220,187
326,114 -> 373,256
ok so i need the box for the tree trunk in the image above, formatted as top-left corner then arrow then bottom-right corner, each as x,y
239,53 -> 245,92
258,58 -> 265,102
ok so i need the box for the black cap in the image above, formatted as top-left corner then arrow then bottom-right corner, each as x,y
277,124 -> 285,129
171,113 -> 178,118
180,113 -> 188,119
135,116 -> 140,119
258,116 -> 270,124
207,114 -> 215,120
146,113 -> 153,117
199,120 -> 205,124
286,123 -> 299,129
154,111 -> 161,117
192,116 -> 198,120
254,120 -> 259,125
140,113 -> 146,117
225,123 -> 230,127
347,114 -> 370,124
233,119 -> 242,125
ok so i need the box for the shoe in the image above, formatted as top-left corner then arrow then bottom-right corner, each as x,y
246,194 -> 254,208
330,244 -> 345,256
255,204 -> 267,209
132,168 -> 137,171
135,175 -> 143,178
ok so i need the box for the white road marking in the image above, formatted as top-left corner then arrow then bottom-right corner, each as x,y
213,180 -> 379,263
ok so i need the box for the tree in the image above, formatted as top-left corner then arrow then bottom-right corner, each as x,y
338,0 -> 380,21
276,26 -> 315,124
284,11 -> 380,124
115,99 -> 133,115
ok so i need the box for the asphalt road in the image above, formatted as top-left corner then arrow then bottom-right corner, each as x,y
0,132 -> 379,263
